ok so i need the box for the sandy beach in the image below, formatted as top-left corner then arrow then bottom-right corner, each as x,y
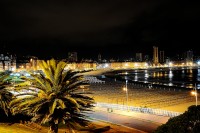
82,69 -> 198,113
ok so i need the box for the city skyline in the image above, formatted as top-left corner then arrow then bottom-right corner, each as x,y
1,45 -> 198,63
1,0 -> 200,59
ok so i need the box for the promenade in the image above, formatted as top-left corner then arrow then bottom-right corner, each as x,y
94,106 -> 170,124
87,106 -> 170,133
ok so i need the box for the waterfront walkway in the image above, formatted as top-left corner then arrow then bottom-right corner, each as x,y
88,106 -> 170,133
94,106 -> 170,124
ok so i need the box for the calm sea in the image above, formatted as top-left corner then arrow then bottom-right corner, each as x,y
104,67 -> 200,90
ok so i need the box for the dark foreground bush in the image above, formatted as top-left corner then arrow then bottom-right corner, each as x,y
0,109 -> 32,123
154,105 -> 200,133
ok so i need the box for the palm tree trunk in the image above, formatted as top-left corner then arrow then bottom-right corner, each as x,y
2,61 -> 5,70
48,121 -> 58,133
66,124 -> 76,133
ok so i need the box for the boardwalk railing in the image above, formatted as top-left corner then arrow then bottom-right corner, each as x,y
95,102 -> 182,117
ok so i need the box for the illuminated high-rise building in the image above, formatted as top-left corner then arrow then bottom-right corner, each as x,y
153,46 -> 159,64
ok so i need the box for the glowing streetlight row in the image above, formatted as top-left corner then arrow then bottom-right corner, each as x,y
123,79 -> 129,111
191,83 -> 198,106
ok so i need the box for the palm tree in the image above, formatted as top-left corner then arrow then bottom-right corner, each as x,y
0,71 -> 13,116
10,59 -> 95,133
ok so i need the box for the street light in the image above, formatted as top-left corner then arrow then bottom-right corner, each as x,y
191,83 -> 198,106
123,79 -> 129,111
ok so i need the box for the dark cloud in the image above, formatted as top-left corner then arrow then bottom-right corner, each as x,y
0,0 -> 159,39
0,0 -> 200,59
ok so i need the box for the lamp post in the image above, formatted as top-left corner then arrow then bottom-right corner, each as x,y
123,79 -> 129,111
191,83 -> 198,106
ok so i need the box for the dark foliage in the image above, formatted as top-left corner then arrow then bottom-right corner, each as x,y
0,109 -> 32,123
154,105 -> 200,133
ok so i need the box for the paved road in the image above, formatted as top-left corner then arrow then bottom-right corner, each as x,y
87,109 -> 168,133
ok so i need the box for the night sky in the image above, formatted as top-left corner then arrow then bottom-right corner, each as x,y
0,0 -> 200,60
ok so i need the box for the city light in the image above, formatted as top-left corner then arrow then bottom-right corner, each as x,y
125,63 -> 128,67
191,84 -> 198,106
197,61 -> 200,65
123,79 -> 129,111
168,62 -> 173,67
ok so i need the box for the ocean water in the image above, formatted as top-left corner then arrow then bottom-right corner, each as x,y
104,67 -> 200,90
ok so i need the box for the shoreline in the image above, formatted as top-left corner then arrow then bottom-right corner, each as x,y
81,68 -> 198,90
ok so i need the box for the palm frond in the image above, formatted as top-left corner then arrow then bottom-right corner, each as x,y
0,72 -> 13,115
64,96 -> 80,112
39,60 -> 54,84
8,59 -> 94,133
54,61 -> 66,85
56,99 -> 66,109
49,100 -> 57,115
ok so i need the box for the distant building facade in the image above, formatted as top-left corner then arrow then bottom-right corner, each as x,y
0,53 -> 16,71
185,50 -> 193,62
98,54 -> 102,63
159,51 -> 165,64
153,46 -> 159,65
144,55 -> 150,62
68,52 -> 78,62
135,53 -> 143,62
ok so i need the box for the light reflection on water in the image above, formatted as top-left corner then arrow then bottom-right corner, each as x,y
112,67 -> 200,89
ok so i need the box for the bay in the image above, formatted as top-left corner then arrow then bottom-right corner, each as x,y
103,67 -> 200,90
